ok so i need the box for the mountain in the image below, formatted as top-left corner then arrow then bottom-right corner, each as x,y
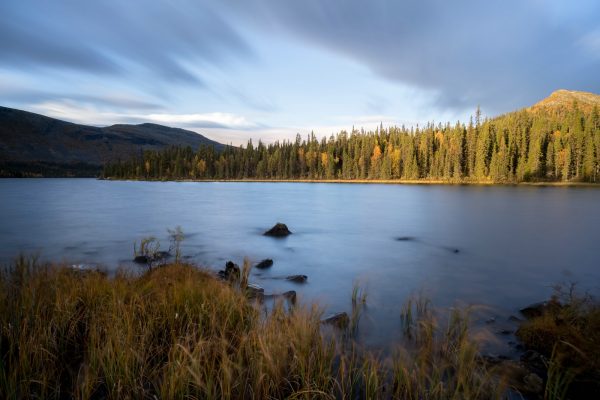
0,106 -> 225,177
529,89 -> 600,115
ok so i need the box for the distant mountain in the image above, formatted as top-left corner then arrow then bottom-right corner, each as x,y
529,89 -> 600,115
0,106 -> 225,177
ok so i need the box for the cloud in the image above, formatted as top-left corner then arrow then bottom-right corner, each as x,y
1,88 -> 163,111
0,0 -> 253,84
142,113 -> 261,130
222,0 -> 600,113
24,100 -> 262,132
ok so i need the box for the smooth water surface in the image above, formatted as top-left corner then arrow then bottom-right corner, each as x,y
2,179 -> 600,351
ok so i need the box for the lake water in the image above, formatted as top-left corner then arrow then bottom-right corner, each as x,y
1,179 -> 600,353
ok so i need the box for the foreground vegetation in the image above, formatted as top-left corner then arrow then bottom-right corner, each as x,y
104,104 -> 600,184
516,285 -> 600,398
1,258 -> 598,399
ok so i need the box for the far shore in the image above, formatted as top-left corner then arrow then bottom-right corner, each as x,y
100,177 -> 600,187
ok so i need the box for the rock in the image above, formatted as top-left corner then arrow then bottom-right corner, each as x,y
286,274 -> 308,283
134,255 -> 150,264
264,290 -> 297,305
499,329 -> 513,335
520,299 -> 561,319
155,251 -> 171,260
69,264 -> 106,277
520,350 -> 547,374
508,315 -> 523,322
219,261 -> 241,281
264,223 -> 292,237
395,236 -> 416,241
523,373 -> 544,394
255,259 -> 274,269
485,317 -> 496,324
481,354 -> 511,365
245,283 -> 265,301
322,312 -> 349,328
282,290 -> 297,304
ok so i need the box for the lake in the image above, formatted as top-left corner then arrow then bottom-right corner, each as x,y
1,178 -> 599,353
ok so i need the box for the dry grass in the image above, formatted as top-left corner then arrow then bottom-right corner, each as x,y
0,257 -> 506,399
516,285 -> 600,397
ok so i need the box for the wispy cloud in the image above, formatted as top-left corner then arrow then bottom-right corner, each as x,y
0,0 -> 253,84
25,100 -> 263,132
142,113 -> 261,130
222,0 -> 600,112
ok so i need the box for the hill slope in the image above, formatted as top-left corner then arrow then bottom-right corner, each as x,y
529,89 -> 600,115
0,106 -> 225,177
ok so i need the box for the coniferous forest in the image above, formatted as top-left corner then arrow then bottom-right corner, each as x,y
104,105 -> 600,183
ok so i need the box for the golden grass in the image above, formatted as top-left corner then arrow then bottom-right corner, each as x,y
0,257 -> 506,399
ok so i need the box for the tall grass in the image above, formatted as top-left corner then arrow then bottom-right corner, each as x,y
516,284 -> 600,398
0,257 -> 504,399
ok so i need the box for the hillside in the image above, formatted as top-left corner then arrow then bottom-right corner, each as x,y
105,89 -> 600,183
529,89 -> 600,115
0,106 -> 225,177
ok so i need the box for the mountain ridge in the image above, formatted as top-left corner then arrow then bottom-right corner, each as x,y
0,106 -> 225,177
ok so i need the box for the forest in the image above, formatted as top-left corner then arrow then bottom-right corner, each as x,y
103,104 -> 600,183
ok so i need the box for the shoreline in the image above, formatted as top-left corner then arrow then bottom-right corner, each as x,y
2,259 -> 597,397
100,177 -> 600,187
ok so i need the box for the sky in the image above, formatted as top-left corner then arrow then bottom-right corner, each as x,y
1,0 -> 600,145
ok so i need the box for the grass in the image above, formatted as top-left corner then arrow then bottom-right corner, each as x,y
516,284 -> 600,398
0,256 -> 510,399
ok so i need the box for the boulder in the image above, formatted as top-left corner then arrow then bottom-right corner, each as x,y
286,274 -> 308,283
264,223 -> 292,237
255,259 -> 274,269
322,312 -> 349,328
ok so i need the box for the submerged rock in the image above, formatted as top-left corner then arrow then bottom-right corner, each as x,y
255,259 -> 274,269
265,290 -> 297,305
321,312 -> 349,328
395,236 -> 416,241
286,274 -> 308,283
264,223 -> 292,237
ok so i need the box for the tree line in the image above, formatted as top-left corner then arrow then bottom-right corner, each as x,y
103,104 -> 600,183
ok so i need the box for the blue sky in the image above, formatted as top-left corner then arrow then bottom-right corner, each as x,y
1,0 -> 599,145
